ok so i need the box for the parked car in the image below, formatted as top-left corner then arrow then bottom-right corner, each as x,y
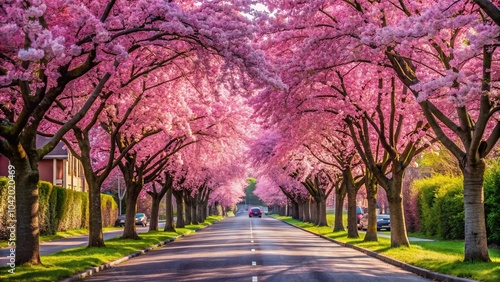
359,214 -> 391,231
135,213 -> 148,227
114,213 -> 148,227
114,215 -> 126,227
356,206 -> 364,229
249,207 -> 262,218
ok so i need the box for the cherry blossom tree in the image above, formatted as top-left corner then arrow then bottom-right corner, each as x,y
0,0 -> 277,265
47,53 -> 192,245
253,174 -> 288,208
249,130 -> 307,218
249,129 -> 335,223
168,106 -> 253,225
147,171 -> 175,232
258,0 -> 498,260
362,0 -> 500,261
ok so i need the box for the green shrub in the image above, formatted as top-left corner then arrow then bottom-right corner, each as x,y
414,175 -> 464,239
48,185 -> 58,234
0,177 -> 117,236
55,187 -> 70,231
433,182 -> 464,239
101,194 -> 118,227
80,192 -> 89,228
485,158 -> 500,246
415,176 -> 442,236
0,177 -> 8,240
38,181 -> 53,234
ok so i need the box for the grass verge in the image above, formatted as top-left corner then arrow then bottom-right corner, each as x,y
274,215 -> 500,282
0,227 -> 123,248
0,216 -> 225,281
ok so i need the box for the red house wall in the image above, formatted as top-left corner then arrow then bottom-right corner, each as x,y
39,159 -> 53,183
0,155 -> 10,176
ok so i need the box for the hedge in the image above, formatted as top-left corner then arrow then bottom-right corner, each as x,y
0,177 -> 117,239
414,163 -> 500,244
413,175 -> 464,239
485,159 -> 500,246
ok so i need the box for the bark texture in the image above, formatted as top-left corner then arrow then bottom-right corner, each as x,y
13,153 -> 41,265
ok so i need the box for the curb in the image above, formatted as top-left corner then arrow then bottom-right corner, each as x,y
60,224 -> 211,282
278,220 -> 477,282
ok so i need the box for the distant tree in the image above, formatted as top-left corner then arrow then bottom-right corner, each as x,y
416,146 -> 461,177
245,178 -> 266,207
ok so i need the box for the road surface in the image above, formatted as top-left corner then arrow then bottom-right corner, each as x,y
84,214 -> 430,282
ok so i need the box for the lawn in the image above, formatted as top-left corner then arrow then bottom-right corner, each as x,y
275,214 -> 500,282
0,216 -> 225,282
0,227 -> 123,248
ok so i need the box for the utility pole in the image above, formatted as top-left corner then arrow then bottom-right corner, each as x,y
118,176 -> 125,215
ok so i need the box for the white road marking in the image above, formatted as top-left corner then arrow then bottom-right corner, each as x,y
250,219 -> 253,239
251,249 -> 255,252
251,240 -> 254,243
252,261 -> 256,266
252,276 -> 258,282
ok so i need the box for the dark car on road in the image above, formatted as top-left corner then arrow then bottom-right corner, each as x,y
114,213 -> 148,227
249,207 -> 262,218
359,214 -> 391,231
115,215 -> 126,227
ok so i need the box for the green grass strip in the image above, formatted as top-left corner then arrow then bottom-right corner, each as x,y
0,227 -> 124,248
0,216 -> 224,281
274,215 -> 500,282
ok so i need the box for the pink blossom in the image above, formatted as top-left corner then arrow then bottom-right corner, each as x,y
25,5 -> 46,19
17,47 -> 45,61
68,44 -> 82,56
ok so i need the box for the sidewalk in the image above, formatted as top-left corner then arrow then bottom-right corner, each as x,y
0,222 -> 165,267
358,231 -> 435,242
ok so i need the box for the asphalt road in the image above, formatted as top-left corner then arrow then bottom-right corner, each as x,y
84,214 -> 430,282
0,223 -> 163,267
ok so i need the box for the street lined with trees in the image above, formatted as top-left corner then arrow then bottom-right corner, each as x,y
0,0 -> 499,278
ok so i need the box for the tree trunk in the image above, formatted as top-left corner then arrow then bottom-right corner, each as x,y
298,201 -> 304,221
333,184 -> 346,232
197,198 -> 204,223
463,160 -> 490,262
364,173 -> 378,242
345,167 -> 359,238
303,198 -> 311,222
216,203 -> 223,216
87,179 -> 105,246
301,175 -> 332,226
122,183 -> 141,239
73,136 -> 106,248
310,200 -> 317,224
149,174 -> 174,232
291,200 -> 299,220
184,194 -> 193,225
386,173 -> 410,248
191,194 -> 199,224
12,152 -> 41,265
202,202 -> 208,221
173,190 -> 185,228
346,189 -> 359,238
197,186 -> 209,222
149,194 -> 161,232
164,184 -> 175,232
279,204 -> 286,216
315,197 -> 328,226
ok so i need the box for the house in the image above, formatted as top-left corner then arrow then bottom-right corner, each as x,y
0,136 -> 87,192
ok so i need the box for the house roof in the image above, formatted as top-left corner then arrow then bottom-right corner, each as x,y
37,136 -> 68,159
